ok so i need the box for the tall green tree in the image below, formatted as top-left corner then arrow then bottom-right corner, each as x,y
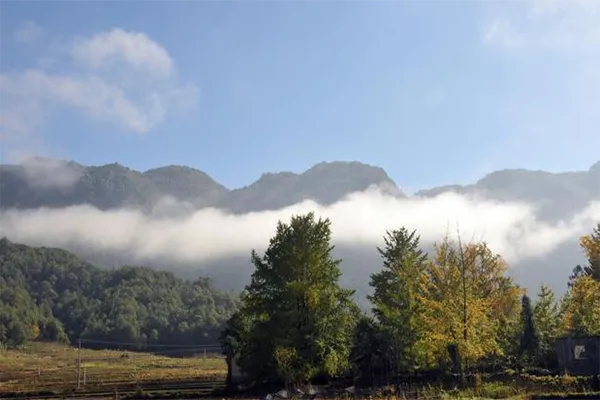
368,228 -> 428,374
533,284 -> 559,367
235,212 -> 358,385
519,295 -> 539,365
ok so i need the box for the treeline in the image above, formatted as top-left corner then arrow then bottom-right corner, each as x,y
221,215 -> 600,387
0,238 -> 238,348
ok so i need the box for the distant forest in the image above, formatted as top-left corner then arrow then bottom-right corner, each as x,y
0,238 -> 238,348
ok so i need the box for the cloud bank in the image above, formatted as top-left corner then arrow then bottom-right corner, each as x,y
2,189 -> 598,270
0,23 -> 198,153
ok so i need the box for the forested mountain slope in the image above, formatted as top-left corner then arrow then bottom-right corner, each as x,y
0,238 -> 238,347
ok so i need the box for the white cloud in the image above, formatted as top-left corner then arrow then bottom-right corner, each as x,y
1,69 -> 168,133
71,28 -> 174,79
1,189 -> 598,268
0,24 -> 198,144
14,20 -> 44,44
482,0 -> 600,51
17,157 -> 82,189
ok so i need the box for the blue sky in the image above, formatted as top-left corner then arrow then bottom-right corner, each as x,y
1,0 -> 599,192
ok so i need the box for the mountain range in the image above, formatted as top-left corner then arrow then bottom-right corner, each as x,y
0,157 -> 404,213
2,157 -> 599,221
1,157 -> 599,303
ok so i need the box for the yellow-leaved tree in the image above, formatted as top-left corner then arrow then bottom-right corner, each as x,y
579,223 -> 600,282
578,224 -> 600,281
561,224 -> 600,336
417,236 -> 522,370
561,275 -> 600,336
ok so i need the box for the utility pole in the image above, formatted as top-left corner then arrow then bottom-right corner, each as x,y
77,338 -> 82,390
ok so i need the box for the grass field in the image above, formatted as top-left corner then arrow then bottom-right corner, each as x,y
0,342 -> 227,394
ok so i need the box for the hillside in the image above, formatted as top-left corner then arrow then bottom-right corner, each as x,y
0,238 -> 238,347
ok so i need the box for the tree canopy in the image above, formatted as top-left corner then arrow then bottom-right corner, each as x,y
0,238 -> 238,348
230,213 -> 358,385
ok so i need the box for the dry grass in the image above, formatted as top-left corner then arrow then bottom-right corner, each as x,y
0,342 -> 227,393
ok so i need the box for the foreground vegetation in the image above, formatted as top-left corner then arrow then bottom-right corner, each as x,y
0,342 -> 226,393
221,216 -> 600,387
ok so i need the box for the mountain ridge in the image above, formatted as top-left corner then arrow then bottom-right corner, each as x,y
1,157 -> 598,221
0,158 -> 405,213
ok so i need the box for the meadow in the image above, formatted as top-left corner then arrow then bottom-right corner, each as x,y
1,342 -> 599,400
0,342 -> 227,395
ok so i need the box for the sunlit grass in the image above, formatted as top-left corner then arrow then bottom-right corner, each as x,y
0,342 -> 226,393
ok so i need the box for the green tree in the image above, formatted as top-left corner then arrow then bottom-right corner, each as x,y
350,315 -> 387,386
519,295 -> 539,365
235,213 -> 358,385
219,311 -> 249,385
368,228 -> 428,375
533,284 -> 559,367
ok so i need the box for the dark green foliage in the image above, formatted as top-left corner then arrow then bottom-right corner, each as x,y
519,295 -> 540,365
219,311 -> 249,385
231,212 -> 359,385
368,228 -> 428,374
0,238 -> 238,348
350,315 -> 388,386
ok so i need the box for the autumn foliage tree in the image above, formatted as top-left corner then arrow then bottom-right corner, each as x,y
561,224 -> 600,337
579,223 -> 600,281
417,237 -> 522,370
561,275 -> 600,336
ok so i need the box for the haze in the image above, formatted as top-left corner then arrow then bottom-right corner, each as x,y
2,187 -> 598,296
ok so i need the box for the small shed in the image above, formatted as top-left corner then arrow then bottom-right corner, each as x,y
555,335 -> 600,376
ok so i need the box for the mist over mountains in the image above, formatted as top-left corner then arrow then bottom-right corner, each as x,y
1,157 -> 599,304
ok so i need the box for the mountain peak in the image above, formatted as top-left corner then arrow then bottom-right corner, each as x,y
589,160 -> 600,173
